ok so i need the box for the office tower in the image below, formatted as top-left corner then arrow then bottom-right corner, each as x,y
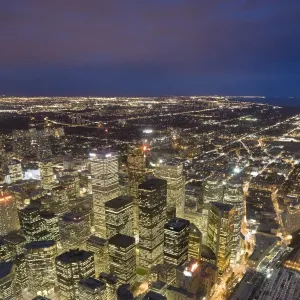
7,159 -> 23,183
127,146 -> 146,233
223,178 -> 244,263
138,178 -> 167,269
3,232 -> 26,257
50,186 -> 69,216
59,174 -> 80,209
89,151 -> 120,238
39,211 -> 60,242
188,223 -> 202,261
0,190 -> 20,236
201,176 -> 225,244
25,240 -> 57,297
59,211 -> 91,251
105,196 -> 134,239
0,261 -> 15,300
207,202 -> 234,274
14,254 -> 28,296
78,277 -> 107,300
108,234 -> 136,286
164,218 -> 190,266
155,161 -> 185,219
86,235 -> 109,276
39,160 -> 54,190
99,273 -> 118,300
117,284 -> 134,300
19,206 -> 47,242
56,249 -> 95,300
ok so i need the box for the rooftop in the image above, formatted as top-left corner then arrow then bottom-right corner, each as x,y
78,277 -> 106,291
56,249 -> 93,263
164,218 -> 190,232
211,201 -> 234,212
139,178 -> 167,190
105,195 -> 133,210
87,235 -> 107,247
108,233 -> 135,248
0,261 -> 13,279
25,240 -> 56,250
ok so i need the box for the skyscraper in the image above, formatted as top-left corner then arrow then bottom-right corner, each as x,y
7,159 -> 23,183
127,146 -> 146,234
59,211 -> 91,251
108,233 -> 136,286
138,178 -> 167,269
39,211 -> 60,242
86,235 -> 109,276
19,206 -> 47,242
155,161 -> 185,219
105,195 -> 134,239
89,151 -> 120,238
164,218 -> 190,266
188,223 -> 202,261
39,159 -> 54,190
25,240 -> 57,297
0,190 -> 20,236
56,249 -> 95,300
223,178 -> 244,263
50,186 -> 69,216
207,202 -> 234,274
200,176 -> 225,244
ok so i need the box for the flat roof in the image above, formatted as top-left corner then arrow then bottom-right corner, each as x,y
0,261 -> 13,279
139,178 -> 167,190
25,240 -> 55,250
108,233 -> 135,248
79,277 -> 106,291
211,201 -> 234,212
164,218 -> 190,232
105,195 -> 133,210
87,235 -> 107,247
56,249 -> 93,264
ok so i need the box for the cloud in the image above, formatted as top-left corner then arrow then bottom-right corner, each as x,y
0,0 -> 299,97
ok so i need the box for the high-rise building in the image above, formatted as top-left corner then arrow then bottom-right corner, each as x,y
188,223 -> 202,261
89,151 -> 120,238
0,190 -> 20,236
200,176 -> 225,245
19,206 -> 47,242
25,240 -> 57,297
14,254 -> 28,297
39,211 -> 60,242
105,196 -> 134,239
50,186 -> 69,216
223,178 -> 244,263
59,174 -> 80,209
117,284 -> 134,300
86,235 -> 109,276
56,249 -> 95,300
7,159 -> 23,183
155,161 -> 185,219
59,211 -> 91,251
207,202 -> 234,274
39,160 -> 54,190
127,146 -> 146,234
138,178 -> 167,269
108,233 -> 136,286
164,218 -> 190,266
78,277 -> 107,300
0,261 -> 15,300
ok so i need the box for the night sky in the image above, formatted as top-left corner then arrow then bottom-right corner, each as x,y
1,1 -> 300,105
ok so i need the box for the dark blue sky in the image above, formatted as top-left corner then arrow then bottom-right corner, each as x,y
1,0 -> 300,105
